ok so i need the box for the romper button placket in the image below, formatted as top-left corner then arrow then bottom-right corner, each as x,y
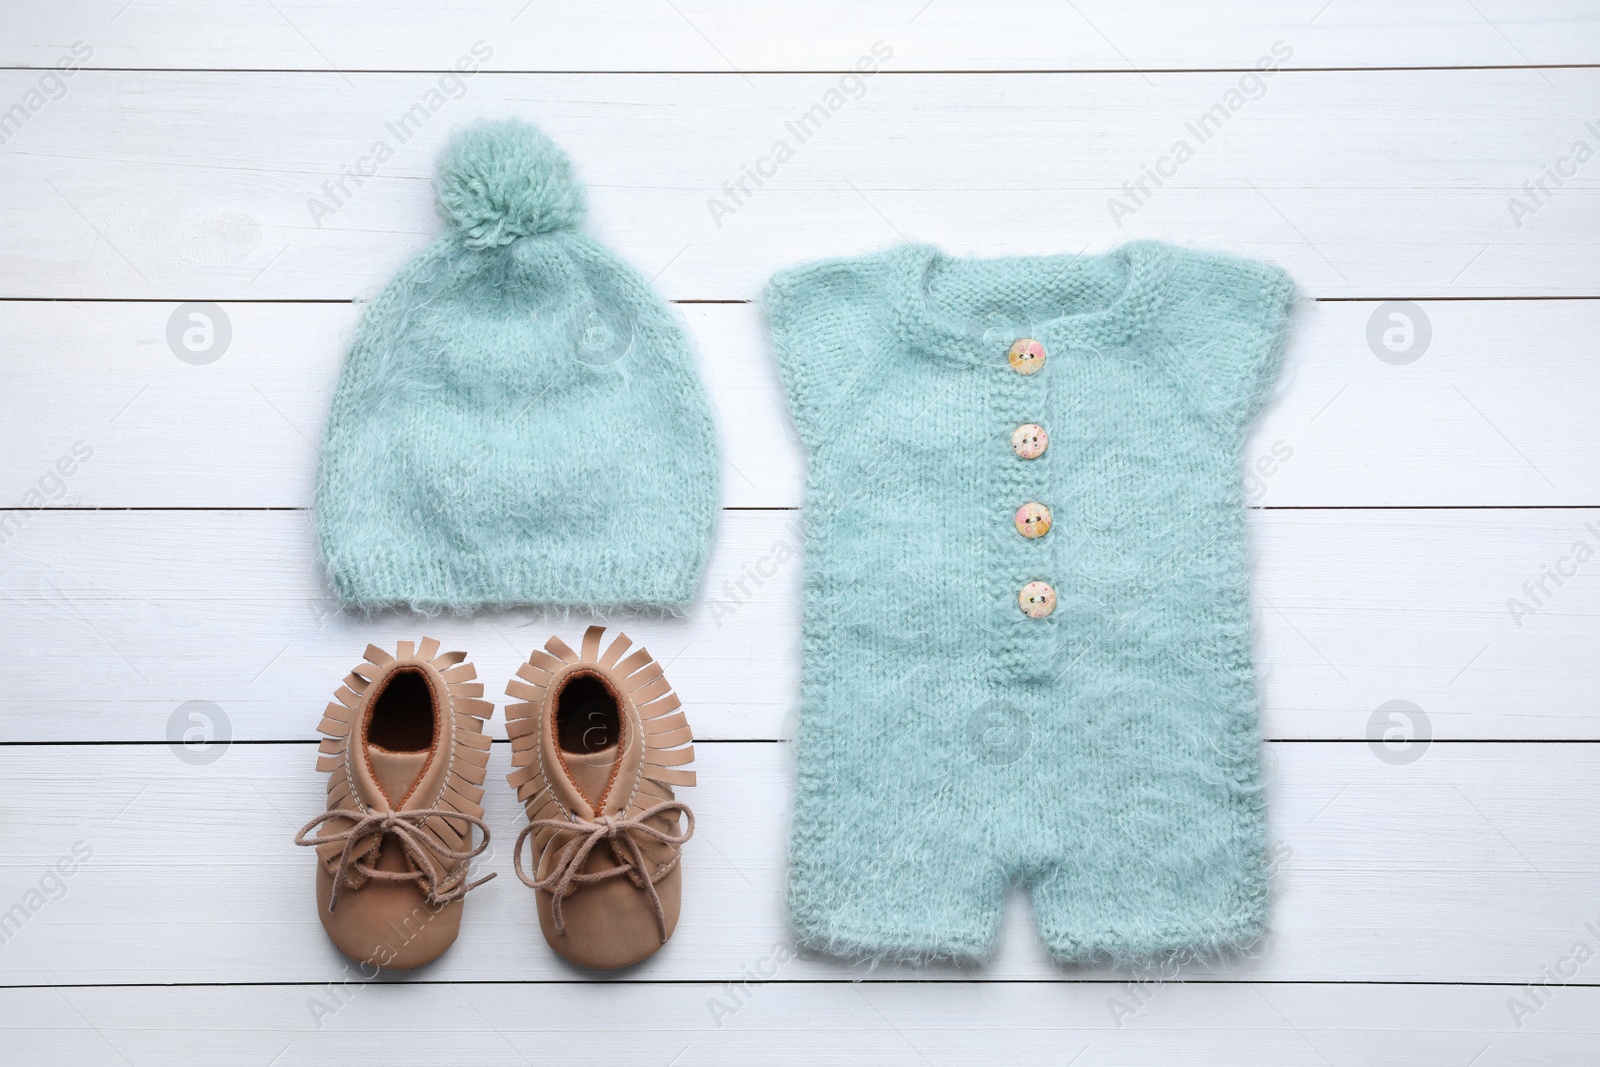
1008,340 -> 1053,619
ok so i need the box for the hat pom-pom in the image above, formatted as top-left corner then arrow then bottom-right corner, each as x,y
435,118 -> 586,248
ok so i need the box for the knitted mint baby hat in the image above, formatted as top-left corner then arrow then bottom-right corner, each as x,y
316,119 -> 719,613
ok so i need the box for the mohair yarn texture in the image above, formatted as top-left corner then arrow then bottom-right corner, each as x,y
316,119 -> 719,613
765,241 -> 1296,964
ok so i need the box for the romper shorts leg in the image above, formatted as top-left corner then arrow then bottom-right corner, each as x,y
786,672 -> 1011,963
788,800 -> 1008,963
1022,684 -> 1270,963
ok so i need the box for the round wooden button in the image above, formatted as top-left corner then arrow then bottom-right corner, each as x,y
1007,338 -> 1046,375
1014,502 -> 1052,539
1019,581 -> 1056,618
1011,423 -> 1048,459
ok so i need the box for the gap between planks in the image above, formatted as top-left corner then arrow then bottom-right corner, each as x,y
3,65 -> 1599,75
21,505 -> 1600,512
3,296 -> 1599,303
3,977 -> 1598,989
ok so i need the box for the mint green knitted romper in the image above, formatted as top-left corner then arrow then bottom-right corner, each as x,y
765,242 -> 1296,963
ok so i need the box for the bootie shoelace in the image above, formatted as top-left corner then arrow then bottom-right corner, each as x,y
296,808 -> 497,911
512,801 -> 695,942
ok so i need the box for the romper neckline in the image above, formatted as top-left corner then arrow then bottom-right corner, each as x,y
887,241 -> 1170,365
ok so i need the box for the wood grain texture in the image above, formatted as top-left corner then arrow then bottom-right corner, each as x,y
1,70 -> 1595,300
0,741 -> 1596,986
3,1 -> 1595,72
4,298 -> 1597,511
2,508 -> 1597,743
3,3 -> 1598,1058
3,982 -> 1596,1065
0,301 -> 799,510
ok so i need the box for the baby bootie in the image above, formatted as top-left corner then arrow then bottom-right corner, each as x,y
506,626 -> 696,969
295,639 -> 496,969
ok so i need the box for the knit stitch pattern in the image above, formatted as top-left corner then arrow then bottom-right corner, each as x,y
317,120 -> 719,613
765,241 -> 1296,965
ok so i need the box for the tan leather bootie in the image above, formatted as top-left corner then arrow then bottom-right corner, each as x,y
507,626 -> 696,970
295,639 -> 495,970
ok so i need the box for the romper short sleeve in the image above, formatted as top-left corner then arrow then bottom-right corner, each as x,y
763,256 -> 891,454
1159,248 -> 1298,434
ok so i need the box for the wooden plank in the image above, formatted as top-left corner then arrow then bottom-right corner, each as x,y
4,1 -> 1596,72
0,741 -> 1596,984
4,298 -> 1598,510
3,508 -> 1598,742
2,981 -> 1595,1065
0,70 -> 1595,299
0,302 -> 799,511
0,508 -> 802,743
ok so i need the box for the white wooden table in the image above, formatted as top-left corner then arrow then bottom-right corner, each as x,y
2,3 -> 1597,1063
